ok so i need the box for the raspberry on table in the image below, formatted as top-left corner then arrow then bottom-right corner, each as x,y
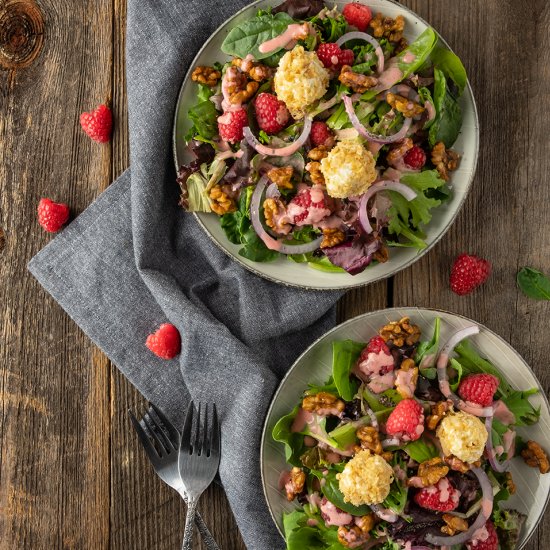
146,323 -> 181,360
342,2 -> 373,31
466,520 -> 499,550
218,108 -> 248,143
450,253 -> 492,295
404,146 -> 426,169
254,92 -> 290,134
385,398 -> 425,441
316,43 -> 355,71
37,198 -> 70,233
80,104 -> 112,143
310,121 -> 334,147
458,374 -> 499,406
414,477 -> 460,512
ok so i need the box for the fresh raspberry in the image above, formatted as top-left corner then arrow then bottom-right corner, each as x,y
458,374 -> 499,406
365,335 -> 391,356
288,187 -> 330,225
342,3 -> 373,32
37,198 -> 70,233
404,146 -> 426,170
80,104 -> 112,143
414,477 -> 461,512
310,121 -> 334,147
254,93 -> 290,134
146,323 -> 181,360
450,253 -> 492,296
316,43 -> 355,70
385,398 -> 424,441
466,520 -> 498,550
218,108 -> 248,143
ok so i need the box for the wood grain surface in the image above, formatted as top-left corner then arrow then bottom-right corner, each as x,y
0,0 -> 549,549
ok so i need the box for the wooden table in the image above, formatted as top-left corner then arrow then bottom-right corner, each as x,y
1,0 -> 549,548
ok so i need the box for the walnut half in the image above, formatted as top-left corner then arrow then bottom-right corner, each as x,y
441,514 -> 468,536
321,228 -> 346,249
339,65 -> 378,93
209,185 -> 236,215
267,166 -> 293,190
431,142 -> 460,182
417,457 -> 449,487
387,92 -> 424,118
191,65 -> 221,87
285,467 -> 306,501
357,426 -> 383,454
302,391 -> 345,416
521,440 -> 550,474
379,317 -> 421,347
369,13 -> 405,43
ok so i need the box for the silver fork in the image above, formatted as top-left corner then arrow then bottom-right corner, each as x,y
129,404 -> 220,550
179,402 -> 221,550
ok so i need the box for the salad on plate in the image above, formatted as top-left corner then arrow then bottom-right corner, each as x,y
177,0 -> 468,275
272,316 -> 549,549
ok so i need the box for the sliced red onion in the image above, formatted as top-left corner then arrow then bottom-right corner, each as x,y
343,95 -> 411,144
265,182 -> 281,199
358,180 -> 417,234
244,118 -> 312,157
436,326 -> 495,417
426,467 -> 493,546
250,176 -> 323,254
369,504 -> 398,523
381,437 -> 401,448
336,32 -> 384,74
485,416 -> 511,473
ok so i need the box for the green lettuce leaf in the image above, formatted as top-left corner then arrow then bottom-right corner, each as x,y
404,439 -> 439,463
492,509 -> 527,550
185,99 -> 219,142
429,68 -> 462,148
272,405 -> 306,466
331,340 -> 365,401
429,46 -> 467,95
501,389 -> 540,426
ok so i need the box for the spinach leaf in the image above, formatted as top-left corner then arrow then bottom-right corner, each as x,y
322,472 -> 372,515
397,27 -> 438,78
332,340 -> 365,401
328,421 -> 361,450
221,12 -> 295,60
239,225 -> 280,262
430,46 -> 467,96
310,13 -> 348,43
428,68 -> 462,148
272,405 -> 306,466
308,375 -> 339,395
404,439 -> 439,463
418,86 -> 435,129
185,99 -> 219,142
502,389 -> 540,426
517,267 -> 550,300
415,317 -> 440,367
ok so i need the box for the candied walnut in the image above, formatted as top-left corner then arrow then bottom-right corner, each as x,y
267,166 -> 294,190
395,358 -> 419,399
306,161 -> 325,185
379,316 -> 421,347
444,455 -> 481,473
339,65 -> 378,93
387,138 -> 413,167
356,513 -> 376,533
209,185 -> 236,215
357,426 -> 383,455
307,145 -> 330,161
232,57 -> 273,82
505,472 -> 516,494
230,81 -> 259,104
191,65 -> 221,87
441,514 -> 468,536
373,244 -> 389,263
285,467 -> 306,501
521,440 -> 550,474
431,141 -> 461,182
263,198 -> 291,235
426,401 -> 450,431
321,228 -> 346,249
223,66 -> 247,94
369,13 -> 405,43
416,457 -> 449,487
387,92 -> 424,118
302,391 -> 345,415
338,525 -> 370,548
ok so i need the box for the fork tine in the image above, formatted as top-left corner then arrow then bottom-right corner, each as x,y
149,403 -> 180,445
143,410 -> 175,454
210,403 -> 220,458
129,410 -> 160,464
201,403 -> 209,456
193,402 -> 203,454
180,401 -> 194,454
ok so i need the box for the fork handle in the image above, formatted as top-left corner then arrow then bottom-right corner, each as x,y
182,497 -> 198,550
193,509 -> 220,550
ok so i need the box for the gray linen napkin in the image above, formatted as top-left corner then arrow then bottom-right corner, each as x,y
28,0 -> 342,548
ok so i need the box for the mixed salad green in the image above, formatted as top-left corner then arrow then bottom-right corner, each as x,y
177,0 -> 468,275
273,317 -> 548,549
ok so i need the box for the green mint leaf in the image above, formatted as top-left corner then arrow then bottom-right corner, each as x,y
517,267 -> 550,300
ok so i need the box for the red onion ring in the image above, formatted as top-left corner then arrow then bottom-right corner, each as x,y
343,95 -> 411,144
484,416 -> 511,473
250,176 -> 323,254
243,118 -> 312,157
358,180 -> 417,234
426,467 -> 493,546
336,32 -> 384,74
265,182 -> 280,199
436,326 -> 495,417
369,504 -> 398,523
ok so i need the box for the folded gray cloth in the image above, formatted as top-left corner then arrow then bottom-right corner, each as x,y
28,1 -> 342,548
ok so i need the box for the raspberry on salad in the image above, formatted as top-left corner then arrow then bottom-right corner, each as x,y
286,186 -> 331,225
316,43 -> 354,71
466,520 -> 499,550
458,374 -> 499,407
80,103 -> 112,143
254,92 -> 290,134
342,2 -> 373,31
385,398 -> 425,441
37,198 -> 70,233
310,121 -> 334,147
146,323 -> 181,359
450,253 -> 492,296
217,108 -> 248,143
404,146 -> 427,170
414,477 -> 460,512
364,335 -> 390,356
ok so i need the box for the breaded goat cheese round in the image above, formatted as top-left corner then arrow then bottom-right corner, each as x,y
437,410 -> 488,463
320,139 -> 377,198
336,449 -> 394,506
273,46 -> 329,119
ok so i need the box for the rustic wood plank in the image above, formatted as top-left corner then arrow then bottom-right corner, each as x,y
0,1 -> 113,549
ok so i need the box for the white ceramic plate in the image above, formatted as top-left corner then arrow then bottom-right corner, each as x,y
260,308 -> 550,546
173,0 -> 480,289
